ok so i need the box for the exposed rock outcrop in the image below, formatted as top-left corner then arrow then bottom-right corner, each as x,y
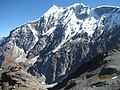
0,66 -> 47,90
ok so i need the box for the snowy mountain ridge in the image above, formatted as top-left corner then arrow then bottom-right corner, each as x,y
0,3 -> 120,84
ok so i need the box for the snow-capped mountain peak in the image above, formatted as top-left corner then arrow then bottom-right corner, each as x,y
0,3 -> 120,84
67,3 -> 86,9
43,5 -> 59,18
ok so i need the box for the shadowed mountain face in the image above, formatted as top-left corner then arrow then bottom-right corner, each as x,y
49,48 -> 120,90
0,3 -> 120,85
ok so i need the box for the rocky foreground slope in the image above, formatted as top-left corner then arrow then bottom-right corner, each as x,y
0,66 -> 46,90
0,3 -> 120,90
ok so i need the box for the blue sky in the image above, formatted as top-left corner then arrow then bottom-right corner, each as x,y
0,0 -> 120,37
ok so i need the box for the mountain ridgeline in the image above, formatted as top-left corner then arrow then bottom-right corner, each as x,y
0,3 -> 120,86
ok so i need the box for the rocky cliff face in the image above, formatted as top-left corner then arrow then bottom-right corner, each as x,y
0,3 -> 120,84
49,48 -> 120,90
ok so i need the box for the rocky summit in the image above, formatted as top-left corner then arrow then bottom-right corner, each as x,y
0,3 -> 120,90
